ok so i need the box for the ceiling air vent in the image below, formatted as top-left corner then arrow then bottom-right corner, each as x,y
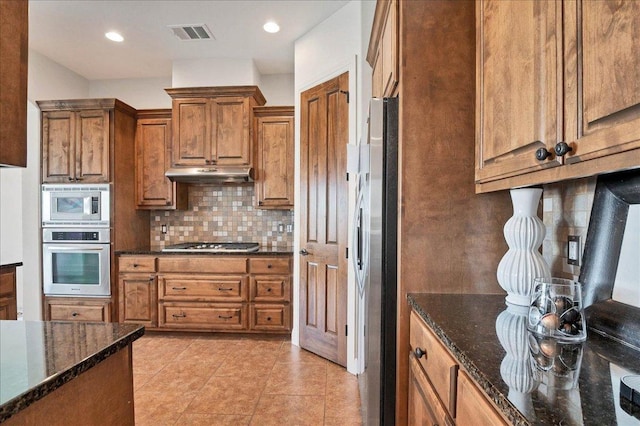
168,24 -> 214,41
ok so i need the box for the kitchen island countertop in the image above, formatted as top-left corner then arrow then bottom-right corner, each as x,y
408,293 -> 640,425
0,320 -> 144,423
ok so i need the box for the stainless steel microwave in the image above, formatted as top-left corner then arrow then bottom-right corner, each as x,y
42,184 -> 110,227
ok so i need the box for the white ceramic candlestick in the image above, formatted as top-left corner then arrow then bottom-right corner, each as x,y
497,188 -> 551,306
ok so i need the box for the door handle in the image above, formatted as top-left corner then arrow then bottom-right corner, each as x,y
299,249 -> 310,256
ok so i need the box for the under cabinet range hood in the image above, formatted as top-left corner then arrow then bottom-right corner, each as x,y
165,166 -> 254,183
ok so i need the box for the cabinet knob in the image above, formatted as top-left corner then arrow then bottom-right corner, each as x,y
68,177 -> 74,182
299,249 -> 310,256
267,264 -> 272,269
554,141 -> 573,157
258,201 -> 263,206
414,347 -> 426,359
266,288 -> 272,292
267,317 -> 272,321
133,263 -> 139,268
149,276 -> 154,282
535,147 -> 553,161
75,176 -> 83,181
71,312 -> 79,317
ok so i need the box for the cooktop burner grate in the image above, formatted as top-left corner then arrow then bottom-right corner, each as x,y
162,242 -> 260,253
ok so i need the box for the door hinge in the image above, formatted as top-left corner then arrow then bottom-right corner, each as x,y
346,172 -> 349,181
345,324 -> 348,336
346,247 -> 348,259
340,90 -> 349,103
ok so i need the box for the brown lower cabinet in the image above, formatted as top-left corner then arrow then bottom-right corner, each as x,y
0,264 -> 19,320
117,254 -> 292,333
44,297 -> 112,322
408,310 -> 508,425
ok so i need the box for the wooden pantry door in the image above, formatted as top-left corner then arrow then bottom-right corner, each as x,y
299,72 -> 349,366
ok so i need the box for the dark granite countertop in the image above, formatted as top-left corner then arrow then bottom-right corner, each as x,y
0,321 -> 144,423
0,262 -> 23,269
116,247 -> 293,256
408,293 -> 640,425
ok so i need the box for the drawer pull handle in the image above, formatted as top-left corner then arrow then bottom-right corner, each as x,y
172,287 -> 187,290
218,287 -> 233,291
172,313 -> 186,318
71,312 -> 79,317
133,263 -> 139,268
414,347 -> 426,359
218,315 -> 233,320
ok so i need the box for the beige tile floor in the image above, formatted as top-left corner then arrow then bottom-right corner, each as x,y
132,333 -> 362,425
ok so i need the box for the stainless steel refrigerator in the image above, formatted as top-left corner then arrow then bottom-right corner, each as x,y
357,97 -> 398,425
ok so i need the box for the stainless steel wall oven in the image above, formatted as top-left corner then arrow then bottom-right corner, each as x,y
42,228 -> 111,297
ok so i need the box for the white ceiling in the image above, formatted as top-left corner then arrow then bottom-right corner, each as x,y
28,0 -> 351,80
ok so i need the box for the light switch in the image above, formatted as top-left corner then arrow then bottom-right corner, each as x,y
567,235 -> 580,266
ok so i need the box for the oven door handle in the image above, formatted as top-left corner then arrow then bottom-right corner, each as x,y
48,246 -> 106,251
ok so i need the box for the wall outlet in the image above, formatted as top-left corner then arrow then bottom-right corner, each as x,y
161,224 -> 168,234
278,223 -> 285,233
567,235 -> 581,266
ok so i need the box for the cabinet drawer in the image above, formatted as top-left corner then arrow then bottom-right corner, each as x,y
118,256 -> 156,273
249,258 -> 290,274
409,311 -> 458,417
158,302 -> 247,330
409,353 -> 454,426
47,299 -> 111,322
159,275 -> 248,302
250,304 -> 291,331
250,276 -> 290,302
457,371 -> 508,426
158,257 -> 248,274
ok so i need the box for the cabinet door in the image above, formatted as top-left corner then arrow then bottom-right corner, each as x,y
118,274 -> 157,327
75,109 -> 110,182
564,1 -> 640,162
0,0 -> 28,167
408,355 -> 453,426
457,371 -> 508,426
255,114 -> 294,208
136,116 -> 182,209
211,96 -> 252,165
42,110 -> 76,183
476,0 -> 562,183
172,98 -> 211,166
380,0 -> 398,97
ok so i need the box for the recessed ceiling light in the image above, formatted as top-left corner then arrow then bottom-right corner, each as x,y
263,21 -> 280,34
105,31 -> 124,42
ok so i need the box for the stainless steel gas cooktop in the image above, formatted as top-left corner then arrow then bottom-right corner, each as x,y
162,242 -> 260,253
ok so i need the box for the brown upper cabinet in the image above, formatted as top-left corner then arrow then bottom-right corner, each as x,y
368,0 -> 398,98
0,0 -> 28,167
135,109 -> 187,210
39,99 -> 136,183
476,0 -> 640,193
165,86 -> 266,168
253,106 -> 294,209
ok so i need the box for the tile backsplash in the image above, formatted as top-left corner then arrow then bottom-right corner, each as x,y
542,177 -> 596,280
150,184 -> 294,251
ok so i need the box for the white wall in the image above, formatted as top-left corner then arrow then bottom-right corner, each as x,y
261,74 -> 295,106
90,77 -> 173,109
172,57 -> 261,88
292,0 -> 373,374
